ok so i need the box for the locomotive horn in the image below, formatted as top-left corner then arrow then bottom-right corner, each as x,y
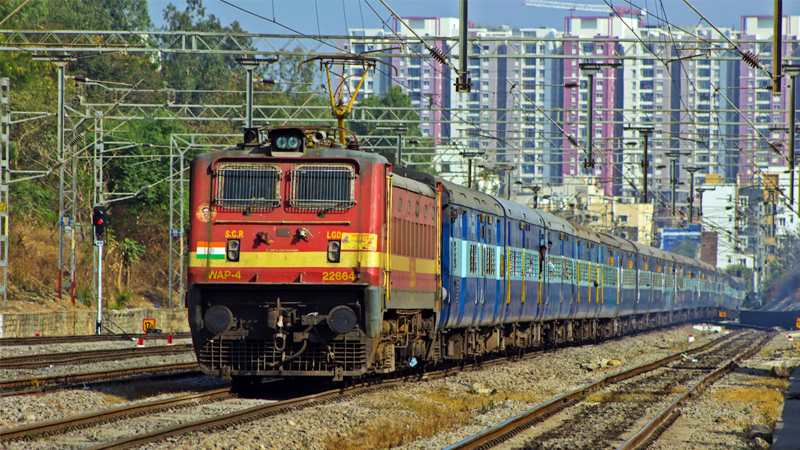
312,130 -> 327,143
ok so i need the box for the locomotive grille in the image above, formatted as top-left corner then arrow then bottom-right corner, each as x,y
289,164 -> 356,212
214,162 -> 281,212
199,337 -> 367,373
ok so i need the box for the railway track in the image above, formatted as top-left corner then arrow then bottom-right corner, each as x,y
0,333 -> 191,347
0,362 -> 201,396
0,387 -> 234,442
444,330 -> 772,450
0,323 -> 725,449
0,344 -> 193,369
3,348 -> 530,449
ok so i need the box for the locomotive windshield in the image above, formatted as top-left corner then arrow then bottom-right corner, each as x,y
214,162 -> 281,212
289,164 -> 356,212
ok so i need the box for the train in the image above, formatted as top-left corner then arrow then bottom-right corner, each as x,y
186,125 -> 746,388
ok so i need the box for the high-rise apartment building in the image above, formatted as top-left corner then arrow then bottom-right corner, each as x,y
340,13 -> 800,206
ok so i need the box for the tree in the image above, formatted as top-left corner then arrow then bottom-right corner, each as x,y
160,0 -> 252,105
350,86 -> 419,137
103,119 -> 187,212
119,238 -> 146,290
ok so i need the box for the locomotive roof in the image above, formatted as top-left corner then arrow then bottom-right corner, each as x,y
570,222 -> 603,244
393,174 -> 436,197
440,180 -> 505,216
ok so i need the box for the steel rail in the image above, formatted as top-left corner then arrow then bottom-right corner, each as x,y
85,377 -> 427,450
0,321 -> 711,447
78,325 -> 732,450
85,347 -> 562,450
0,362 -> 200,396
0,388 -> 232,442
0,345 -> 192,369
0,333 -> 190,346
443,330 -> 745,450
615,331 -> 776,450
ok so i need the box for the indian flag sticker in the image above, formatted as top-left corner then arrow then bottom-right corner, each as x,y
197,242 -> 225,260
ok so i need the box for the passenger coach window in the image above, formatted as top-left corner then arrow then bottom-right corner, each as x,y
214,162 -> 281,211
290,164 -> 356,211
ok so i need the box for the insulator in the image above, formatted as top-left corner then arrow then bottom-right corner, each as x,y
741,50 -> 760,69
429,46 -> 447,65
769,142 -> 781,154
563,81 -> 579,89
69,133 -> 84,146
566,135 -> 579,147
73,75 -> 87,83
262,78 -> 276,90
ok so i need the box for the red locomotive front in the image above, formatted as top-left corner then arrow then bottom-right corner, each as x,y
186,127 -> 389,383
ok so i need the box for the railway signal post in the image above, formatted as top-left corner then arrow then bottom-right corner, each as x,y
93,205 -> 107,335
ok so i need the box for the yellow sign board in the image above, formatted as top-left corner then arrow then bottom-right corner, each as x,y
796,317 -> 800,330
142,318 -> 156,332
705,174 -> 722,185
718,311 -> 727,318
341,233 -> 378,252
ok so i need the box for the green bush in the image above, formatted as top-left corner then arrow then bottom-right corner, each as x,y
113,290 -> 132,310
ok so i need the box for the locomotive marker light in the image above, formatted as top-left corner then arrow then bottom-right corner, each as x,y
327,240 -> 341,263
226,239 -> 240,262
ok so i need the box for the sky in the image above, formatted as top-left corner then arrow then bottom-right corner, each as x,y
146,0 -> 800,36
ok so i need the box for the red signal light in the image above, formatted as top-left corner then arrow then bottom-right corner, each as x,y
97,219 -> 103,225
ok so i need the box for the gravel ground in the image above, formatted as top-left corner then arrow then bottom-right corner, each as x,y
649,331 -> 799,450
3,397 -> 267,450
113,324 -> 725,450
0,374 -> 229,430
491,331 -> 761,450
0,345 -> 196,382
0,338 -> 193,359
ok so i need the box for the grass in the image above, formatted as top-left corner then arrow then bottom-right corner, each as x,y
750,377 -> 790,391
97,392 -> 127,405
713,387 -> 785,428
322,386 -> 539,450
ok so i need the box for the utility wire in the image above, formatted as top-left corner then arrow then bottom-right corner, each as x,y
0,0 -> 33,27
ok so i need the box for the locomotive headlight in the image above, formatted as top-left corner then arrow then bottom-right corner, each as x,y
227,239 -> 240,262
327,240 -> 341,263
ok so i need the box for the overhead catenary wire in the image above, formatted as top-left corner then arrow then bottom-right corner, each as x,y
681,0 -> 774,80
220,0 -> 487,141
